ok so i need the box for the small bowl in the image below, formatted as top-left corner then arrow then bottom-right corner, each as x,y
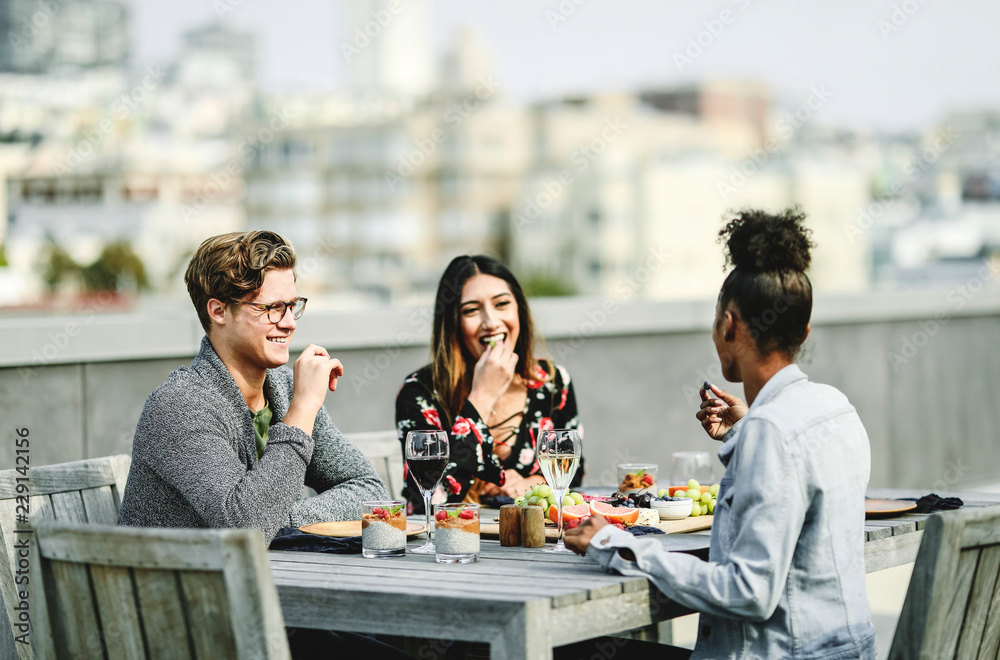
617,463 -> 658,493
651,497 -> 693,520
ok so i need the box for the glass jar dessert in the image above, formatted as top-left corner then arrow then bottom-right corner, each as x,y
432,502 -> 480,563
361,500 -> 407,558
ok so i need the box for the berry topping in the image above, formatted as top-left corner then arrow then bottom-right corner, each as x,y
459,509 -> 475,520
435,510 -> 448,522
641,474 -> 654,485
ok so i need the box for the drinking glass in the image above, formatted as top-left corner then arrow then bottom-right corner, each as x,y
433,502 -> 480,563
536,428 -> 582,553
405,430 -> 449,554
360,500 -> 406,558
669,451 -> 713,486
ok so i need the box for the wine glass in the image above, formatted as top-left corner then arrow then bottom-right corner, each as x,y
669,451 -> 713,487
405,430 -> 449,554
536,428 -> 582,553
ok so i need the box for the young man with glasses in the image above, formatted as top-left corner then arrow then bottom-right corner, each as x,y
119,230 -> 388,543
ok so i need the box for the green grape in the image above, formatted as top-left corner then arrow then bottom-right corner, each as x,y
514,496 -> 525,507
686,489 -> 701,500
527,496 -> 541,507
657,489 -> 669,498
690,504 -> 701,517
687,479 -> 700,490
536,484 -> 553,498
708,499 -> 716,514
709,484 -> 720,497
700,492 -> 712,504
570,492 -> 584,505
563,495 -> 575,506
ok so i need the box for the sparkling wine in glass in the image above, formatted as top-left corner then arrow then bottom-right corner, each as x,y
405,430 -> 449,554
536,428 -> 582,553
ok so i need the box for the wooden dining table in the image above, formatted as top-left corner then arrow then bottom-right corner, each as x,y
268,488 -> 1000,660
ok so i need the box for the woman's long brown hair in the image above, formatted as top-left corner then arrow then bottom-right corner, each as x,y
431,255 -> 537,425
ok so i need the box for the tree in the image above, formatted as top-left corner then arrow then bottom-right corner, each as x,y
522,273 -> 575,298
80,241 -> 149,292
42,239 -> 149,293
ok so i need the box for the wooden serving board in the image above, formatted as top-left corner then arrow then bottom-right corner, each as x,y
480,515 -> 712,540
299,520 -> 426,538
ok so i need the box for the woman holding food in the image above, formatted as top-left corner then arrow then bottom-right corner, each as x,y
565,208 -> 876,659
396,255 -> 583,514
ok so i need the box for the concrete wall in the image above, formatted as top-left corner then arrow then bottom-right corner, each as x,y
2,288 -> 999,490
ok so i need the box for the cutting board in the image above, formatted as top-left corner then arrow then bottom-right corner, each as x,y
480,515 -> 712,540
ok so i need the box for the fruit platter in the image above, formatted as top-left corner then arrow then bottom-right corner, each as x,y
480,481 -> 721,539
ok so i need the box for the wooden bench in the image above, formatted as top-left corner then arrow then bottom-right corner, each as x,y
0,454 -> 131,660
30,522 -> 290,660
889,504 -> 1000,659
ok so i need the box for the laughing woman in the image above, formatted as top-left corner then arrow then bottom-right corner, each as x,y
396,255 -> 583,514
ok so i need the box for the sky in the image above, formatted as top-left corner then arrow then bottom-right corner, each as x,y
127,0 -> 1000,132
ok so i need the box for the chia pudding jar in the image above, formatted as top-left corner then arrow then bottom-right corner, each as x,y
433,503 -> 480,563
361,500 -> 407,558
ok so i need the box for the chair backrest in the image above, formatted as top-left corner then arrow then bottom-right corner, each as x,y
346,430 -> 403,498
889,505 -> 1000,660
29,522 -> 290,660
0,454 -> 131,660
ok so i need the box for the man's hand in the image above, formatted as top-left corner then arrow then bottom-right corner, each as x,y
696,383 -> 747,440
284,345 -> 344,436
564,515 -> 609,556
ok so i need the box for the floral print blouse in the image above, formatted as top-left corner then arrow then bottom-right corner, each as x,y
395,360 -> 583,514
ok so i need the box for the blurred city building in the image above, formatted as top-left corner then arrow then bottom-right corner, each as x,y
0,1 -> 998,311
0,0 -> 129,74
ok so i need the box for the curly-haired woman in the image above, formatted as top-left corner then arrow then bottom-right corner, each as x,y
566,208 -> 876,659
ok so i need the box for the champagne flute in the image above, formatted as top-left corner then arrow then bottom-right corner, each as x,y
405,430 -> 449,554
536,428 -> 582,553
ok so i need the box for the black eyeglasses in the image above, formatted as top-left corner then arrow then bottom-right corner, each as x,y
233,297 -> 308,324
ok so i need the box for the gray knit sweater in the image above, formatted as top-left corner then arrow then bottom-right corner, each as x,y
118,336 -> 388,543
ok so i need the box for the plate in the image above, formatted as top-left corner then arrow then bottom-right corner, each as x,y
865,499 -> 917,519
298,520 -> 426,538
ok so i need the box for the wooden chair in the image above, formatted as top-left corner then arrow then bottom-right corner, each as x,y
0,454 -> 131,660
29,522 -> 290,660
346,430 -> 403,498
889,505 -> 1000,659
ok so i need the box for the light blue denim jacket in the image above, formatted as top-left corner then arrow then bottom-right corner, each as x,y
587,365 -> 876,659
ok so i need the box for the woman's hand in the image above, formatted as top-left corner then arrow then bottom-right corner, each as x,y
696,383 -> 748,440
498,470 -> 543,498
467,341 -> 518,417
564,515 -> 609,556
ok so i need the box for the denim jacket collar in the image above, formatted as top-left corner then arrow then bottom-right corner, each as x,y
718,363 -> 807,468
